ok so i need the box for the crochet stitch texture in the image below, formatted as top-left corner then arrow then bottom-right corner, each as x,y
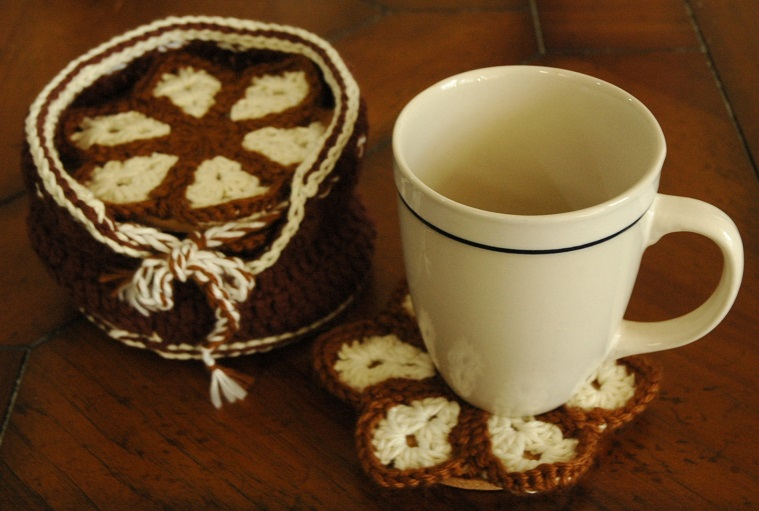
23,17 -> 375,407
314,283 -> 663,493
59,47 -> 334,232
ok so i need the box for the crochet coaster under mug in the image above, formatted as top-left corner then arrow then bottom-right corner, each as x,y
23,17 -> 374,408
314,283 -> 662,493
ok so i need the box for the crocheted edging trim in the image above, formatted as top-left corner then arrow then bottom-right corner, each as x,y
25,17 -> 365,408
25,17 -> 359,317
313,283 -> 662,494
84,288 -> 358,360
26,15 -> 360,265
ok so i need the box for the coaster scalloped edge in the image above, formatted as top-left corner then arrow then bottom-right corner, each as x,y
313,282 -> 663,493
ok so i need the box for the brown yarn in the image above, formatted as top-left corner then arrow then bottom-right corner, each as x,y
58,46 -> 333,233
555,356 -> 663,434
24,21 -> 375,364
355,382 -> 472,489
313,281 -> 664,494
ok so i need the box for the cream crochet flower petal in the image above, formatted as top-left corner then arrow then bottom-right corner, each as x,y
566,360 -> 636,410
242,122 -> 325,166
334,334 -> 435,392
71,112 -> 170,149
87,153 -> 178,203
70,63 -> 322,214
230,71 -> 310,121
186,156 -> 270,208
153,67 -> 222,118
487,416 -> 579,473
313,283 -> 663,492
372,397 -> 460,470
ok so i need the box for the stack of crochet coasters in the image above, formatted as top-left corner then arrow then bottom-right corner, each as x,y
23,17 -> 374,407
314,284 -> 662,493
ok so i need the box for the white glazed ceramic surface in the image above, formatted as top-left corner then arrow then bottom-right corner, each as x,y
393,66 -> 744,417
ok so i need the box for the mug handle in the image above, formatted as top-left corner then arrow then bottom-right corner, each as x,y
612,194 -> 744,359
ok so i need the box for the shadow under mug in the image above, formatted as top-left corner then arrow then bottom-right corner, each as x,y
393,66 -> 744,417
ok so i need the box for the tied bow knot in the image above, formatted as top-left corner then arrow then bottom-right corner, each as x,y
120,237 -> 255,316
117,235 -> 258,408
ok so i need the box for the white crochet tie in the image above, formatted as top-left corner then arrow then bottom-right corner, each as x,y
119,231 -> 259,407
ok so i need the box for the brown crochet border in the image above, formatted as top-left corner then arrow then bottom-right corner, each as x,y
26,16 -> 359,258
313,282 -> 663,494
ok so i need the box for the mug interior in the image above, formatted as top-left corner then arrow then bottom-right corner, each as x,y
395,67 -> 665,216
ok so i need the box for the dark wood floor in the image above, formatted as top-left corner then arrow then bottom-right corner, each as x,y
1,1 -> 757,509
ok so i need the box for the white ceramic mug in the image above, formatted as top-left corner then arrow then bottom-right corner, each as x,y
393,66 -> 744,417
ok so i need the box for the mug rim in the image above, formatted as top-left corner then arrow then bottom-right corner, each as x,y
393,65 -> 666,252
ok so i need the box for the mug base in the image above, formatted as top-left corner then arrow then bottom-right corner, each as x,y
313,281 -> 663,494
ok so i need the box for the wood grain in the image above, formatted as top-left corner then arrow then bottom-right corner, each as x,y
690,0 -> 759,171
0,1 -> 756,509
538,0 -> 699,51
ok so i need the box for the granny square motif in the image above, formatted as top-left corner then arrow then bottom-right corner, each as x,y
314,284 -> 662,493
23,17 -> 375,407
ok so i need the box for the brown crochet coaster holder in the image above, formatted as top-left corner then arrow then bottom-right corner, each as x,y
23,16 -> 375,408
314,283 -> 662,493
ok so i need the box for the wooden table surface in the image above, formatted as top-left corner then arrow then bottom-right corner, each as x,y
1,1 -> 757,509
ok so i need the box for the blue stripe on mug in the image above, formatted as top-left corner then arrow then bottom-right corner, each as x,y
399,193 -> 644,255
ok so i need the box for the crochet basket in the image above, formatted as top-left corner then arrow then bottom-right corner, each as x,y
22,17 -> 375,407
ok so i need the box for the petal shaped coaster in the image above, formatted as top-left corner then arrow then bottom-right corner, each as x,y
313,283 -> 662,494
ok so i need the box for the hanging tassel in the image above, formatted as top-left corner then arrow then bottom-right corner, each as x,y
202,348 -> 255,408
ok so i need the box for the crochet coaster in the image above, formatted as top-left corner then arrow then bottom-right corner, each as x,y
24,17 -> 374,408
313,283 -> 662,493
58,44 -> 334,233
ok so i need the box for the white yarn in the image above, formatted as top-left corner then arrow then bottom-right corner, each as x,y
85,289 -> 357,359
71,111 -> 170,149
334,335 -> 435,391
230,71 -> 309,121
185,156 -> 269,208
202,348 -> 247,409
372,397 -> 460,470
566,360 -> 636,410
26,16 -> 361,267
356,134 -> 366,158
242,122 -> 325,166
24,18 -> 362,406
487,416 -> 578,473
153,66 -> 221,118
118,236 -> 256,316
86,153 -> 177,204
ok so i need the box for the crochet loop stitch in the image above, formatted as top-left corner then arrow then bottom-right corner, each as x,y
23,17 -> 375,407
